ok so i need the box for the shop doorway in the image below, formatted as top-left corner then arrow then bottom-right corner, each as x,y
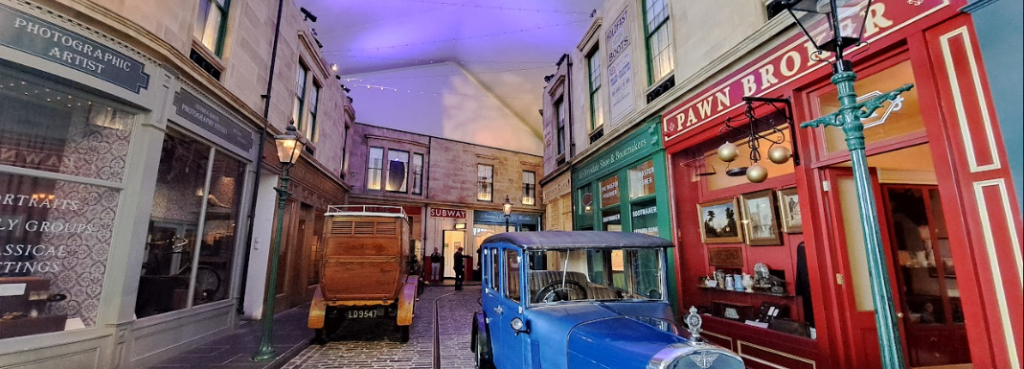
822,144 -> 972,369
442,230 -> 465,278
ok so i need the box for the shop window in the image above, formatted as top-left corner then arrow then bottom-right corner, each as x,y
194,0 -> 230,56
599,175 -> 620,208
628,160 -> 656,199
587,48 -> 605,131
193,150 -> 244,306
631,198 -> 659,237
577,187 -> 594,225
643,0 -> 674,84
386,150 -> 409,193
292,63 -> 308,132
522,171 -> 536,205
1,72 -> 135,339
411,153 -> 424,195
817,60 -> 923,156
367,147 -> 383,190
477,164 -> 493,202
0,76 -> 136,183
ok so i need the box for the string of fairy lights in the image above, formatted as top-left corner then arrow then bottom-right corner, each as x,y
350,82 -> 541,101
329,19 -> 590,52
340,65 -> 552,83
381,0 -> 591,15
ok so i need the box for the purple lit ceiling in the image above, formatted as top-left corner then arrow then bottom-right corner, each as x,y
293,0 -> 604,153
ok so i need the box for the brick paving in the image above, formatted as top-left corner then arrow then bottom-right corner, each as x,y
282,285 -> 482,369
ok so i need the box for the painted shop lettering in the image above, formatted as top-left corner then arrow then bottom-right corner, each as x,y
0,261 -> 62,273
23,220 -> 96,233
1,244 -> 68,257
13,17 -> 133,73
665,2 -> 897,135
1,193 -> 81,210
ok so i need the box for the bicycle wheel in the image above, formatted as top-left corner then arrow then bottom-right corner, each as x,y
194,266 -> 222,303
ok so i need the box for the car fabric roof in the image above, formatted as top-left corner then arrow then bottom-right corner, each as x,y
481,231 -> 674,251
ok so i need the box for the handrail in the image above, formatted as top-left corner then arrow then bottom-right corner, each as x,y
325,205 -> 407,217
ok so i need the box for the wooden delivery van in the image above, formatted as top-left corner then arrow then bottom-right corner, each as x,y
307,205 -> 417,342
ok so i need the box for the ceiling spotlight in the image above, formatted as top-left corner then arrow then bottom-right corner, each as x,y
300,7 -> 317,22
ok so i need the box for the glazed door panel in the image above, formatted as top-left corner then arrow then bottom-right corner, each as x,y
822,168 -> 905,369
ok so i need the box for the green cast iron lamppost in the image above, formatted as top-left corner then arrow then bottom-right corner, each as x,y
769,0 -> 911,368
503,195 -> 514,232
253,123 -> 304,362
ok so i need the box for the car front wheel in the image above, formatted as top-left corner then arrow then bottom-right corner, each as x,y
475,333 -> 495,369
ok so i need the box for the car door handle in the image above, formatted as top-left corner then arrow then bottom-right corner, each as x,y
493,306 -> 503,315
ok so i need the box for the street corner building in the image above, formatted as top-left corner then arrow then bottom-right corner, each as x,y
540,0 -> 1021,368
1,0 -> 354,367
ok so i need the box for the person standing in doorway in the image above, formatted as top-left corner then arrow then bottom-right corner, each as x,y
430,247 -> 442,283
453,247 -> 465,291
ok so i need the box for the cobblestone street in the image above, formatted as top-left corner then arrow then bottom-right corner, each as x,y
282,286 -> 481,369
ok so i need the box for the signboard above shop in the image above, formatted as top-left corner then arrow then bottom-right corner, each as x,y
573,117 -> 663,186
0,4 -> 150,94
661,0 -> 950,144
173,90 -> 255,154
429,208 -> 466,219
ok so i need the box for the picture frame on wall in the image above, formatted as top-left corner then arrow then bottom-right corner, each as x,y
740,190 -> 782,246
777,188 -> 803,234
697,198 -> 743,244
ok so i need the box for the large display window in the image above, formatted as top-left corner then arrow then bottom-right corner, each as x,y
135,128 -> 245,318
1,70 -> 136,339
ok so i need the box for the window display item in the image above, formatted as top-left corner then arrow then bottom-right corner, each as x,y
0,277 -> 67,339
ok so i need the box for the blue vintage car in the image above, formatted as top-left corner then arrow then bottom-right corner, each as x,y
472,231 -> 744,369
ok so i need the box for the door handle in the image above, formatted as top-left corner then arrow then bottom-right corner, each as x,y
494,306 -> 503,315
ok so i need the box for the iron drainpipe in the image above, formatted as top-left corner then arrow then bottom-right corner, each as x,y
237,0 -> 286,315
422,137 -> 432,262
565,56 -> 577,227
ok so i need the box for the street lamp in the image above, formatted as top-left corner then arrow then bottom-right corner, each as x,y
768,1 -> 913,368
502,195 -> 513,232
252,123 -> 304,362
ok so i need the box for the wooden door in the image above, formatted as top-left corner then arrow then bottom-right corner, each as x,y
882,185 -> 972,366
821,168 -> 906,369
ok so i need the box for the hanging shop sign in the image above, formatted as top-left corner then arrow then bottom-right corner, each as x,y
0,4 -> 150,94
606,7 -> 636,122
429,208 -> 466,219
173,91 -> 256,153
474,211 -> 539,225
661,0 -> 950,143
573,117 -> 663,186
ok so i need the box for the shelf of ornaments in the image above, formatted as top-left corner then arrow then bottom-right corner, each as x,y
698,286 -> 798,298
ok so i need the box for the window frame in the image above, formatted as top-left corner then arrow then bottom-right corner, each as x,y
412,153 -> 424,195
367,147 -> 384,190
292,63 -> 309,131
587,47 -> 605,131
306,82 -> 321,142
194,0 -> 231,56
555,98 -> 566,156
477,164 -> 494,202
642,0 -> 674,85
522,171 -> 536,206
386,149 -> 410,193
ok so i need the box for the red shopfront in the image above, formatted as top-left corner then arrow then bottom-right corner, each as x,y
662,1 -> 1022,369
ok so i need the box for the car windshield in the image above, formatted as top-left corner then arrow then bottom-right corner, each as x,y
525,247 -> 665,305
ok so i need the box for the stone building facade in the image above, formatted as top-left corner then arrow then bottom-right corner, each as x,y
0,0 -> 353,367
345,123 -> 542,280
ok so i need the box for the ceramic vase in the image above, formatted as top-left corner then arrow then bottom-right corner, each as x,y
725,275 -> 735,291
742,274 -> 754,293
734,275 -> 746,291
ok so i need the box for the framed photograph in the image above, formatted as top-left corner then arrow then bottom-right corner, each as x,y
777,188 -> 803,234
697,198 -> 743,244
740,190 -> 782,246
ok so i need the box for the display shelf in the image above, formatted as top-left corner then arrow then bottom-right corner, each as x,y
699,286 -> 797,298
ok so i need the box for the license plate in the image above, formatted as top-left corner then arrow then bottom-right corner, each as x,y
346,308 -> 384,319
